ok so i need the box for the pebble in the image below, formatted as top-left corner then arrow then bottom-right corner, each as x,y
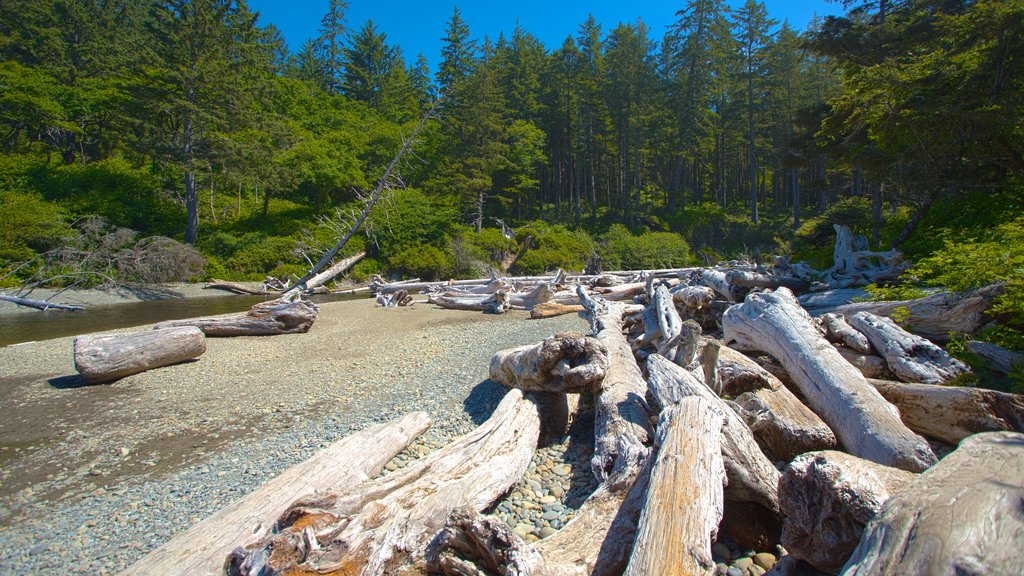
712,542 -> 732,562
727,568 -> 743,576
753,552 -> 776,570
733,557 -> 753,571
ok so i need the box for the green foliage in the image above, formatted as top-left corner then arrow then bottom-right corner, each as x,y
0,188 -> 69,266
670,203 -> 784,262
860,283 -> 928,302
349,257 -> 382,282
599,224 -> 693,270
368,188 -> 457,256
511,221 -> 595,275
388,244 -> 454,280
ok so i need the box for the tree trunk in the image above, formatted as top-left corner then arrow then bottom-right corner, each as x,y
726,270 -> 810,293
717,345 -> 837,461
672,286 -> 716,309
228,389 -> 541,576
847,312 -> 969,384
866,378 -> 1024,445
779,450 -> 915,574
818,313 -> 871,354
428,290 -> 512,314
966,340 -> 1024,375
183,110 -> 198,245
624,397 -> 726,576
843,432 -> 1024,576
121,412 -> 431,576
0,294 -> 84,311
488,334 -> 609,394
530,302 -> 585,319
646,354 -> 781,515
154,297 -> 318,337
74,326 -> 206,385
699,268 -> 746,302
722,288 -> 936,472
295,251 -> 366,294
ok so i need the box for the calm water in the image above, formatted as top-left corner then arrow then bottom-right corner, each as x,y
0,292 -> 366,347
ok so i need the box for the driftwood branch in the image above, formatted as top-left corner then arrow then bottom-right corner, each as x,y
0,293 -> 84,311
847,311 -> 970,384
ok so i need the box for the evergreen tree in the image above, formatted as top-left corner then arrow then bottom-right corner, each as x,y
734,0 -> 776,223
436,7 -> 475,96
288,38 -> 330,90
408,53 -> 435,107
317,0 -> 349,94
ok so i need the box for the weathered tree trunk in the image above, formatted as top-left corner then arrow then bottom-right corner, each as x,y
726,270 -> 810,293
298,251 -> 366,293
203,280 -> 268,296
530,302 -> 585,319
779,451 -> 915,574
821,284 -> 1003,343
376,289 -> 413,307
74,326 -> 206,384
624,397 -> 726,576
122,412 -> 431,576
426,507 -> 549,575
646,354 -> 781,514
836,347 -> 892,379
0,293 -> 84,311
847,312 -> 969,384
489,334 -> 609,394
827,224 -> 909,287
843,432 -> 1024,576
723,288 -> 936,472
966,340 -> 1024,375
155,297 -> 319,337
429,290 -> 512,314
577,287 -> 653,482
672,285 -> 716,309
866,378 -> 1024,444
699,268 -> 746,302
818,313 -> 871,354
508,282 -> 555,309
717,345 -> 837,461
594,281 -> 648,302
228,389 -> 540,576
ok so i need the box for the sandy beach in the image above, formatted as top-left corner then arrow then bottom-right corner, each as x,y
0,295 -> 589,574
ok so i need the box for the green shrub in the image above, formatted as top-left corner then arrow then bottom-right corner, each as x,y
368,188 -> 457,255
510,221 -> 595,275
447,225 -> 518,277
350,257 -> 382,282
0,188 -> 70,265
388,244 -> 454,280
223,234 -> 301,278
670,202 -> 784,262
599,224 -> 693,271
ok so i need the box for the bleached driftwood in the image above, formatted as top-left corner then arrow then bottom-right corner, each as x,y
827,225 -> 910,287
376,289 -> 413,307
74,326 -> 206,385
819,313 -> 871,354
578,286 -> 653,482
847,311 -> 969,384
843,432 -> 1024,576
866,378 -> 1024,444
0,293 -> 85,311
203,279 -> 267,295
821,284 -> 1004,343
966,340 -> 1024,376
154,297 -> 319,337
508,283 -> 555,309
227,389 -> 540,576
623,397 -> 726,576
488,334 -> 609,393
779,450 -> 915,573
530,301 -> 585,319
699,268 -> 745,302
723,288 -> 936,472
284,251 -> 365,297
594,281 -> 648,302
647,354 -> 781,514
717,345 -> 837,461
429,290 -> 511,314
671,285 -> 716,309
122,412 -> 431,576
837,346 -> 892,379
726,269 -> 810,293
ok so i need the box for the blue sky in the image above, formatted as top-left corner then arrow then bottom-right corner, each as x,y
248,1 -> 842,71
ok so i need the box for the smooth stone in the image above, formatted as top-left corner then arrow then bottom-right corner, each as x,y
715,563 -> 730,576
733,557 -> 753,571
549,485 -> 565,498
753,552 -> 776,570
541,510 -> 560,521
749,565 -> 766,576
539,527 -> 556,538
553,465 -> 571,476
727,568 -> 743,576
712,542 -> 732,562
514,523 -> 533,537
539,495 -> 557,505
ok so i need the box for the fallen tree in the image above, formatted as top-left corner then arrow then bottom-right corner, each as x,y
155,296 -> 318,337
0,293 -> 84,311
74,326 -> 206,384
723,288 -> 937,472
488,334 -> 609,393
847,311 -> 970,384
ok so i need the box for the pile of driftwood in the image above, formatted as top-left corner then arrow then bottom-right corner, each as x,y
120,244 -> 1023,574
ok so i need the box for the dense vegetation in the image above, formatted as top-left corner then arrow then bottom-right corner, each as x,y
1,0 -> 1022,343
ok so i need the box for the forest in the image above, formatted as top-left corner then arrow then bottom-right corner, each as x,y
1,0 -> 1022,344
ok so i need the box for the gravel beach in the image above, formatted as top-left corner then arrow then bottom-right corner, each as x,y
0,296 -> 588,574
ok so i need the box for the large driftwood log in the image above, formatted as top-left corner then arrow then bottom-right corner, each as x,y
843,432 -> 1024,576
228,389 -> 540,576
966,340 -> 1024,375
823,284 -> 1004,343
578,286 -> 653,482
699,268 -> 746,302
122,412 -> 430,576
489,334 -> 609,393
672,285 -> 717,309
847,311 -> 969,384
624,397 -> 726,576
836,346 -> 892,379
155,297 -> 319,337
429,290 -> 512,314
723,288 -> 936,472
819,313 -> 871,354
779,451 -> 915,574
74,326 -> 206,384
866,378 -> 1024,444
717,345 -> 837,461
530,301 -> 585,319
647,354 -> 781,514
827,224 -> 909,287
726,269 -> 810,293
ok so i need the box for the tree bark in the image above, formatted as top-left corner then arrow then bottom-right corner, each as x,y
646,354 -> 781,514
74,326 -> 206,385
723,288 -> 936,472
122,412 -> 431,576
843,432 -> 1024,576
818,313 -> 871,354
699,268 -> 746,302
672,285 -> 716,309
154,297 -> 318,337
717,345 -> 838,461
624,397 -> 726,576
726,270 -> 810,293
428,290 -> 512,314
779,450 -> 915,574
530,302 -> 585,319
866,378 -> 1024,444
488,334 -> 609,394
966,340 -> 1024,375
228,389 -> 540,576
847,312 -> 969,384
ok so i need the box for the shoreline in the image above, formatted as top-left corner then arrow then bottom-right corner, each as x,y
0,282 -> 274,315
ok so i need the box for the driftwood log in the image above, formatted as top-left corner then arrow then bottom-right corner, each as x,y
429,290 -> 511,314
836,346 -> 892,379
228,389 -> 540,576
488,334 -> 609,393
843,432 -> 1024,576
726,269 -> 810,293
671,285 -> 716,309
293,251 -> 365,295
723,288 -> 936,472
966,340 -> 1024,375
623,397 -> 726,576
74,326 -> 206,384
122,412 -> 431,576
0,293 -> 84,311
779,450 -> 915,573
847,311 -> 969,384
376,289 -> 413,307
647,354 -> 781,514
699,268 -> 746,302
530,301 -> 585,319
866,378 -> 1024,444
818,313 -> 871,354
203,280 -> 266,295
155,297 -> 319,337
578,286 -> 653,482
827,224 -> 909,287
717,345 -> 837,461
